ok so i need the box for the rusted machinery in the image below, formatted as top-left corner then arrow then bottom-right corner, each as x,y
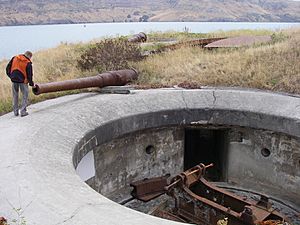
128,32 -> 147,43
130,163 -> 290,225
32,69 -> 138,95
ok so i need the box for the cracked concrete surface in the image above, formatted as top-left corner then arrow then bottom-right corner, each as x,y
212,90 -> 217,105
0,88 -> 299,225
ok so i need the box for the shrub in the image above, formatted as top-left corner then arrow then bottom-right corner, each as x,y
270,32 -> 289,44
77,38 -> 142,72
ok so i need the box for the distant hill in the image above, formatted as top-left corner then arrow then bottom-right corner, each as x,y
0,0 -> 299,26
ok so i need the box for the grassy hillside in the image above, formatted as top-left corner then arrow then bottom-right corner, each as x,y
136,30 -> 300,94
0,0 -> 299,26
0,28 -> 299,115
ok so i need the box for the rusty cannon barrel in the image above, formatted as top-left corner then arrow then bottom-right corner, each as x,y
128,32 -> 147,43
32,69 -> 138,95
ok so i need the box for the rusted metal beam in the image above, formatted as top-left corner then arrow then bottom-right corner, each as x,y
128,32 -> 147,43
130,174 -> 169,202
32,69 -> 138,95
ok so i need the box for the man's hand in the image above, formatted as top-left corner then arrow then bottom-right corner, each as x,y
32,84 -> 38,91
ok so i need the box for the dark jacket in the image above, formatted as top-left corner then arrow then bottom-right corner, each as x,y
6,54 -> 34,86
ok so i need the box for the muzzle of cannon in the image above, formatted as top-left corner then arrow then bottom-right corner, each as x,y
32,69 -> 138,95
128,32 -> 147,43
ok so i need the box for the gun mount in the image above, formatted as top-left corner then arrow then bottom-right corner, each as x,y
130,163 -> 291,225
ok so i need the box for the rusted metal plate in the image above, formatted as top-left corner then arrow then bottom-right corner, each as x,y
205,35 -> 272,48
130,174 -> 169,202
161,37 -> 226,51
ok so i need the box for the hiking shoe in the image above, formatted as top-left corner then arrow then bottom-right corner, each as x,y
20,112 -> 29,117
14,112 -> 19,116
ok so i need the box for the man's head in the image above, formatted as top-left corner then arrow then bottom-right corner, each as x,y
24,51 -> 33,59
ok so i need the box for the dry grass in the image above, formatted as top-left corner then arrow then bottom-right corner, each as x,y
0,28 -> 299,115
134,28 -> 300,94
207,29 -> 275,38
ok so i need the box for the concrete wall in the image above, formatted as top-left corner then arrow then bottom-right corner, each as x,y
227,128 -> 300,205
93,127 -> 184,202
89,125 -> 300,207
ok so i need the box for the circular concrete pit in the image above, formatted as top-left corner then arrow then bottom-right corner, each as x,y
0,88 -> 299,225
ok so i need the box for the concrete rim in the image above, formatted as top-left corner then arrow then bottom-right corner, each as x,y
0,88 -> 299,225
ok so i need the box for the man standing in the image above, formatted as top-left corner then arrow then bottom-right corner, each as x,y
6,51 -> 34,117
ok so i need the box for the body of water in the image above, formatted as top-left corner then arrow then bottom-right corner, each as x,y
0,22 -> 299,60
